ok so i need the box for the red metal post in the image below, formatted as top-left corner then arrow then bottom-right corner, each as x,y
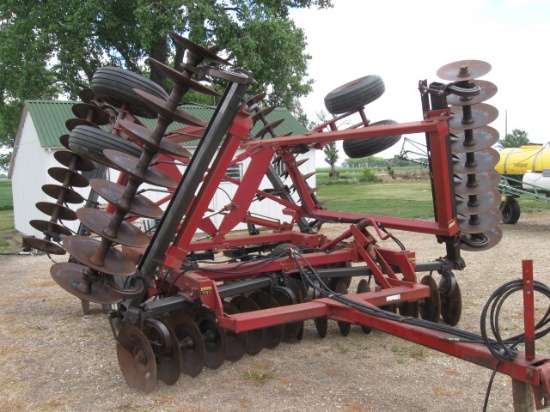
523,260 -> 536,360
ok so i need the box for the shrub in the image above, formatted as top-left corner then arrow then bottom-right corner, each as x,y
358,168 -> 381,183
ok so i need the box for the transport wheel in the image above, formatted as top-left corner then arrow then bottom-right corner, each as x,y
68,125 -> 142,169
324,75 -> 385,114
418,276 -> 441,323
342,120 -> 402,158
500,198 -> 520,224
116,323 -> 158,393
356,279 -> 372,334
91,66 -> 169,118
439,272 -> 462,326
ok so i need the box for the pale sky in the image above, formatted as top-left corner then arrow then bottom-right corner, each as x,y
291,0 -> 550,162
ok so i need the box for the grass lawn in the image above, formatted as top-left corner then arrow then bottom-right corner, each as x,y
316,176 -> 550,218
0,179 -> 13,210
317,181 -> 435,218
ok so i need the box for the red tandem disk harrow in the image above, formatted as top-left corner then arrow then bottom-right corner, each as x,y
26,34 -> 550,409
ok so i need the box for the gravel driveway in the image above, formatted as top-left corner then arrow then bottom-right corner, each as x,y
1,213 -> 549,412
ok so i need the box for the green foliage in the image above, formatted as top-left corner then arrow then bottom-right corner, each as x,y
0,0 -> 333,169
358,168 -> 381,183
0,179 -> 13,210
323,141 -> 339,177
240,368 -> 276,384
341,156 -> 387,168
317,181 -> 434,218
498,129 -> 531,148
0,210 -> 14,233
342,156 -> 423,169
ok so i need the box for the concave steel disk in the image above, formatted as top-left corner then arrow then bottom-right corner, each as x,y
255,118 -> 285,139
272,286 -> 303,342
149,58 -> 220,97
335,280 -> 351,336
418,276 -> 441,323
116,323 -> 158,393
437,59 -> 491,81
50,262 -> 122,304
89,179 -> 163,219
231,295 -> 266,355
455,188 -> 501,215
35,201 -> 77,221
170,32 -> 231,66
75,208 -> 150,248
65,117 -> 100,131
450,126 -> 499,154
457,209 -> 502,234
78,88 -> 96,103
356,279 -> 372,334
448,103 -> 499,131
133,89 -> 207,128
118,119 -> 192,159
459,226 -> 503,252
59,134 -> 71,150
439,274 -> 462,326
30,219 -> 72,237
103,149 -> 178,188
48,167 -> 90,188
165,312 -> 205,377
247,92 -> 267,106
42,184 -> 84,204
72,103 -> 110,125
251,105 -> 276,122
222,301 -> 247,362
452,148 -> 500,174
191,306 -> 227,370
447,80 -> 498,106
54,150 -> 95,172
249,291 -> 284,349
454,170 -> 501,196
143,319 -> 182,386
24,237 -> 65,255
63,235 -> 137,277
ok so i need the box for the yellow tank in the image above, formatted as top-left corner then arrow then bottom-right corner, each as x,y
495,145 -> 550,174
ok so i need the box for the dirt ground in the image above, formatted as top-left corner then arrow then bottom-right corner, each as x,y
1,213 -> 550,412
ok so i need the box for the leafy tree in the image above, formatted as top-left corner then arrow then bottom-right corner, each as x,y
498,129 -> 531,148
324,141 -> 339,178
341,156 -> 388,168
0,0 -> 333,170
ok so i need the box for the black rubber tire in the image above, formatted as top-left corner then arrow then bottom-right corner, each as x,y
500,198 -> 520,224
91,66 -> 169,118
343,119 -> 402,158
68,125 -> 142,169
324,75 -> 385,115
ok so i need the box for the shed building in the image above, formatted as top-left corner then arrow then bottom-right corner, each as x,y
9,100 -> 314,238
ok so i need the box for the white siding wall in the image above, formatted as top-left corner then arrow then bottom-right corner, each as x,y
108,148 -> 316,233
14,119 -> 316,238
12,114 -> 91,237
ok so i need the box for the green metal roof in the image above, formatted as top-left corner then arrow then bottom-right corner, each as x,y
25,100 -> 308,149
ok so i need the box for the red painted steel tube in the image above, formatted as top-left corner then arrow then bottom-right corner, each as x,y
523,260 -> 536,360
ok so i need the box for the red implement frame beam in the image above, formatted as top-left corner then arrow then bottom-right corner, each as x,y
244,115 -> 457,237
214,261 -> 550,409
